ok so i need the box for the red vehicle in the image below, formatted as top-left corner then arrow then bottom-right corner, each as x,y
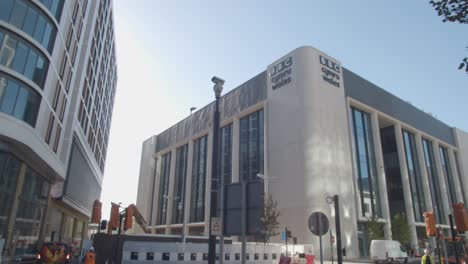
36,242 -> 71,264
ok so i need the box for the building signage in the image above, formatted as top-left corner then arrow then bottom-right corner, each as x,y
319,55 -> 341,88
270,56 -> 292,90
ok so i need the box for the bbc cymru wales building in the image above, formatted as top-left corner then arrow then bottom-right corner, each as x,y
0,0 -> 117,260
136,46 -> 468,258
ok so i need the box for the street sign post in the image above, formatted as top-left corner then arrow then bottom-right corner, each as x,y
308,212 -> 329,264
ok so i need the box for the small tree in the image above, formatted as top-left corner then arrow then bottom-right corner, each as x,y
259,194 -> 280,244
367,214 -> 384,240
391,213 -> 411,245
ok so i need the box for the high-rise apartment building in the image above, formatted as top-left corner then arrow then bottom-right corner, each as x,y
0,0 -> 117,259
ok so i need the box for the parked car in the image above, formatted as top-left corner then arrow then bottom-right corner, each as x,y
370,240 -> 408,264
36,242 -> 70,264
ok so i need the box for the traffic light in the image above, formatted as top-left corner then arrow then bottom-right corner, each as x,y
91,200 -> 102,224
293,237 -> 297,245
453,203 -> 468,232
109,202 -> 120,230
124,204 -> 135,230
100,220 -> 107,231
286,228 -> 292,239
423,211 -> 437,236
331,235 -> 335,244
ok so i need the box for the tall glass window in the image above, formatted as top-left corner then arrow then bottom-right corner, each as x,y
453,152 -> 466,204
422,139 -> 446,224
0,152 -> 20,238
13,166 -> 49,255
172,145 -> 187,224
221,124 -> 233,185
190,135 -> 207,222
157,152 -> 171,225
439,146 -> 457,206
0,0 -> 59,53
37,0 -> 64,21
402,130 -> 426,222
0,30 -> 49,88
351,107 -> 381,217
0,72 -> 41,127
239,110 -> 264,181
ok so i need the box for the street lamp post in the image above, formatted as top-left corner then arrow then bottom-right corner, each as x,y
208,76 -> 224,264
326,195 -> 343,264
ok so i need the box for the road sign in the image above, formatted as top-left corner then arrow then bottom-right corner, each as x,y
211,217 -> 221,236
308,212 -> 329,236
281,230 -> 286,241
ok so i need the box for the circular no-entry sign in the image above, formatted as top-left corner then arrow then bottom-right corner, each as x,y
308,212 -> 329,236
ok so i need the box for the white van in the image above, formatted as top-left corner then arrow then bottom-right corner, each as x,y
370,240 -> 408,264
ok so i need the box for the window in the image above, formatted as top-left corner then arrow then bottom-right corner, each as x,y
350,107 -> 381,217
13,167 -> 49,255
53,123 -> 61,152
239,110 -> 264,181
130,252 -> 138,260
254,253 -> 259,260
45,112 -> 54,144
146,252 -> 154,261
1,0 -> 58,53
202,253 -> 208,261
52,82 -> 60,110
38,0 -> 64,21
157,152 -> 171,225
0,153 -> 20,237
172,144 -> 187,224
0,73 -> 41,127
246,253 -> 250,260
162,252 -> 170,261
178,253 -> 184,261
225,253 -> 230,260
402,130 -> 426,222
273,253 -> 277,260
264,253 -> 268,260
235,253 -> 240,260
190,253 -> 197,261
422,139 -> 446,224
221,124 -> 233,184
0,30 -> 49,88
190,136 -> 207,222
439,146 -> 457,206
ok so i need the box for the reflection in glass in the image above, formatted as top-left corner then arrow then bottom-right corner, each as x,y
157,152 -> 171,225
190,136 -> 207,222
351,107 -> 381,217
402,130 -> 426,222
239,110 -> 264,181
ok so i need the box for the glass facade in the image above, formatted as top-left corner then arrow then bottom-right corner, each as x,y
453,152 -> 466,204
439,146 -> 457,206
351,108 -> 381,217
37,0 -> 64,21
422,139 -> 446,224
0,0 -> 59,53
402,130 -> 426,222
0,152 -> 20,238
13,166 -> 49,255
157,152 -> 171,225
0,29 -> 49,88
221,124 -> 233,185
172,144 -> 188,224
190,136 -> 208,222
0,72 -> 41,127
239,110 -> 264,181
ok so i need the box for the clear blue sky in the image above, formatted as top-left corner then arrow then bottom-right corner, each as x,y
101,0 -> 468,216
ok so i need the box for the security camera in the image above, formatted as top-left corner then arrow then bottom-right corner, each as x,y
211,76 -> 225,85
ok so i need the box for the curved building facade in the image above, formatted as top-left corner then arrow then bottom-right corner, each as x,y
0,0 -> 117,260
137,46 -> 468,258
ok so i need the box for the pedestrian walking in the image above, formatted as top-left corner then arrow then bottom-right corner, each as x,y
421,249 -> 434,264
83,246 -> 96,264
